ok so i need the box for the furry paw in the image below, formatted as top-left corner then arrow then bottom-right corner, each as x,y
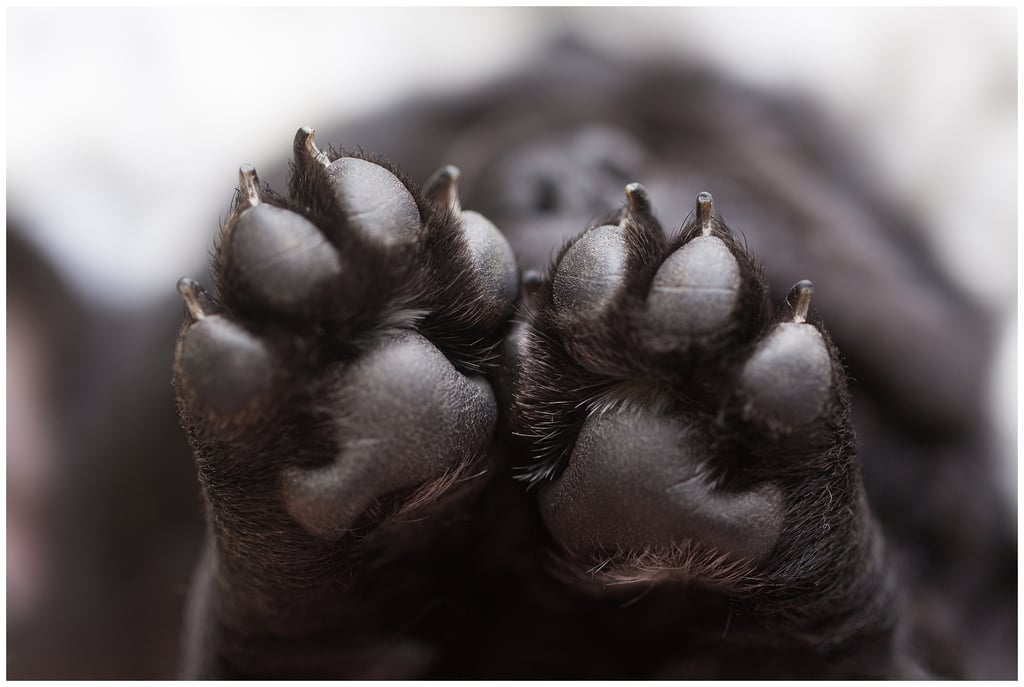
172,129 -> 517,651
511,185 -> 858,593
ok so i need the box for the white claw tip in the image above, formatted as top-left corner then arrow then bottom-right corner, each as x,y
177,278 -> 207,321
423,165 -> 461,212
790,280 -> 814,323
624,183 -> 650,215
295,126 -> 330,167
696,191 -> 714,237
238,164 -> 261,207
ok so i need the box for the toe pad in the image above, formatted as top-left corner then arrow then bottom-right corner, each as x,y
228,204 -> 343,313
740,322 -> 833,429
177,316 -> 273,418
646,236 -> 740,337
553,224 -> 627,318
326,157 -> 421,246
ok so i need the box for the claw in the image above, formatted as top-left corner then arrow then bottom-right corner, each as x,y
623,182 -> 653,219
177,278 -> 213,321
696,191 -> 714,237
787,280 -> 814,323
423,165 -> 462,213
293,126 -> 330,168
238,164 -> 261,208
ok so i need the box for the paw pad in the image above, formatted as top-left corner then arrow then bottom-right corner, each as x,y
552,224 -> 628,316
175,279 -> 273,419
515,187 -> 848,580
173,127 -> 517,542
228,200 -> 343,314
646,235 -> 740,337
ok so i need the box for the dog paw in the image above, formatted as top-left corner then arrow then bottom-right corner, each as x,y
511,185 -> 857,592
173,129 -> 517,618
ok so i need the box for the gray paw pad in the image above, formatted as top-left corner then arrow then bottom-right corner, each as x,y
282,332 -> 497,539
461,210 -> 519,311
646,235 -> 740,337
177,315 -> 273,418
228,204 -> 342,313
552,224 -> 627,317
740,322 -> 833,429
326,157 -> 421,246
540,408 -> 783,565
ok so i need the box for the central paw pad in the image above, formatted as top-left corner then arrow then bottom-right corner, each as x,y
540,409 -> 784,565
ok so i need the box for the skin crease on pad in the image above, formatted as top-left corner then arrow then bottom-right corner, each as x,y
229,204 -> 343,312
552,224 -> 627,317
539,408 -> 784,565
646,236 -> 740,337
282,331 -> 497,539
326,158 -> 422,246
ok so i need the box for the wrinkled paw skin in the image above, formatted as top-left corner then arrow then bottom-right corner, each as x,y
512,186 -> 898,664
172,129 -> 517,677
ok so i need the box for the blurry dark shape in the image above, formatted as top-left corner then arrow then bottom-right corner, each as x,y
7,224 -> 81,635
7,219 -> 204,679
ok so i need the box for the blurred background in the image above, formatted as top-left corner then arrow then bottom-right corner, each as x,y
6,7 -> 1017,679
